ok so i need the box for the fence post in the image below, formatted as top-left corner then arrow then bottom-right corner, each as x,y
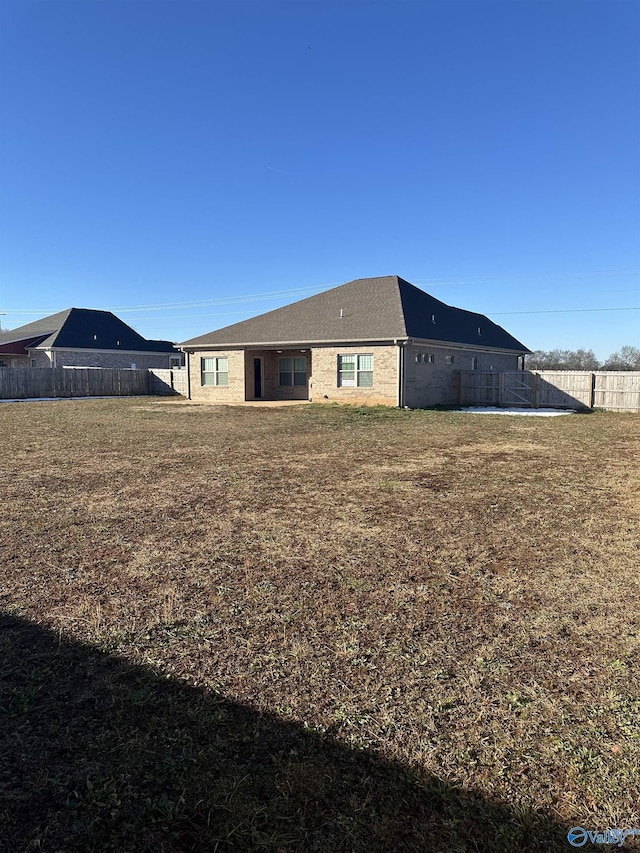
590,373 -> 596,409
531,371 -> 538,408
498,372 -> 504,407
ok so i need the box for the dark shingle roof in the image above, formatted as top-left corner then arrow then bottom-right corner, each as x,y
181,276 -> 530,353
0,309 -> 73,349
0,308 -> 177,353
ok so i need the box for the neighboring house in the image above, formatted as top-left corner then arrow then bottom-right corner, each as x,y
0,308 -> 183,370
180,275 -> 530,407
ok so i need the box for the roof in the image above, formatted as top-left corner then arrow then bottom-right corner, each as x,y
180,275 -> 530,353
0,308 -> 178,353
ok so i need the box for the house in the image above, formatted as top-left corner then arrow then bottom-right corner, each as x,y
180,275 -> 530,407
0,308 -> 183,370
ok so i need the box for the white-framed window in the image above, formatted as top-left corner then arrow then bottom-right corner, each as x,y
445,355 -> 455,365
279,357 -> 307,386
201,356 -> 228,386
338,353 -> 373,387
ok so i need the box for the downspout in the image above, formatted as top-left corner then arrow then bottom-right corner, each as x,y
185,351 -> 192,400
396,340 -> 406,408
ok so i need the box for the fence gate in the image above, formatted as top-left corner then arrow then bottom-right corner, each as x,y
458,370 -> 640,412
499,372 -> 534,406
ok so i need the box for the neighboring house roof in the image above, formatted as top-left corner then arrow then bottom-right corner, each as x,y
0,308 -> 177,353
0,334 -> 52,354
181,275 -> 530,352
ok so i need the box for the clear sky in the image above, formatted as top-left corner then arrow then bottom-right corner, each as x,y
0,0 -> 638,359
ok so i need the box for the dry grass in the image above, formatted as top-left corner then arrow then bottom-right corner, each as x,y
1,398 -> 639,851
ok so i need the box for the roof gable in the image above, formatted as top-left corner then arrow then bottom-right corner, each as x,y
181,276 -> 530,353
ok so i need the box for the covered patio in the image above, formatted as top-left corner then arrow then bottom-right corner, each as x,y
243,348 -> 311,402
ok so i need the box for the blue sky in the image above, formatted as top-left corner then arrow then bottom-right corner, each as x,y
0,0 -> 638,359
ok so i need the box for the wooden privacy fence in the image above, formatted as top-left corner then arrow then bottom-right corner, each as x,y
148,368 -> 188,396
458,370 -> 640,413
0,367 -> 186,400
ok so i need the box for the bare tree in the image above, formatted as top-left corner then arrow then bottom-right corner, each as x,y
525,348 -> 600,370
602,345 -> 640,371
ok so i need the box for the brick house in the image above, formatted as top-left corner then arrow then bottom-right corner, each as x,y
0,308 -> 183,370
180,276 -> 530,407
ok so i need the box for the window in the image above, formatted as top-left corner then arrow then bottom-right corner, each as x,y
279,357 -> 307,386
338,354 -> 373,387
423,353 -> 434,364
201,356 -> 228,386
445,355 -> 455,365
169,356 -> 182,368
471,357 -> 478,370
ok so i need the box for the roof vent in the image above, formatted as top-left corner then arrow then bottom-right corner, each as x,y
477,327 -> 482,336
431,314 -> 436,324
340,308 -> 344,319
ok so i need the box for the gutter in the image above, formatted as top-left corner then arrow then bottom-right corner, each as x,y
395,339 -> 407,407
34,345 -> 177,356
180,336 -> 530,356
179,337 -> 399,351
406,337 -> 530,356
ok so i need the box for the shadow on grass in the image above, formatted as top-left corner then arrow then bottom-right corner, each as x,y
0,613 -> 571,852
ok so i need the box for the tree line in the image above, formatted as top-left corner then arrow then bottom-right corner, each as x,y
525,345 -> 640,371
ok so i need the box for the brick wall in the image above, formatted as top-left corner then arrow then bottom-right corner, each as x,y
27,350 -> 54,368
28,348 -> 181,370
186,342 -> 521,407
188,350 -> 246,402
0,354 -> 29,368
311,345 -> 398,406
404,344 -> 520,407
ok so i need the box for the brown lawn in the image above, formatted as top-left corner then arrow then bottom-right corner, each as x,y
1,399 -> 639,851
